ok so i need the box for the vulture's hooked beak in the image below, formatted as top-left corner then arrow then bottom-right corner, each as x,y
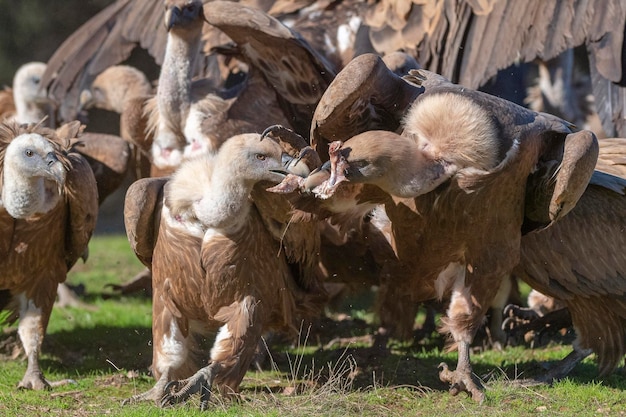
165,2 -> 204,31
43,151 -> 67,185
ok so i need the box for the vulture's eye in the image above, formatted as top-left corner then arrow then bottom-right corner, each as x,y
256,154 -> 267,161
25,149 -> 34,157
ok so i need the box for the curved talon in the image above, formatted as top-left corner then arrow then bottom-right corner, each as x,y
260,124 -> 288,142
160,380 -> 189,407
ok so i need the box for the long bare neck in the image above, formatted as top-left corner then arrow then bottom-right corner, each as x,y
14,98 -> 52,126
157,32 -> 202,129
195,160 -> 254,232
2,166 -> 59,218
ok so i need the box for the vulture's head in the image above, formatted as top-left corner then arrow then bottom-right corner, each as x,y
225,133 -> 291,186
322,93 -> 501,199
164,0 -> 205,34
12,62 -> 54,125
79,65 -> 152,113
322,131 -> 450,198
13,62 -> 47,106
1,130 -> 68,219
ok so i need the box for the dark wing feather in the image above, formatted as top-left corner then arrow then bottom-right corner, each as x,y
124,176 -> 168,268
43,0 -> 135,121
73,133 -> 130,204
204,1 -> 336,139
517,172 -> 626,299
523,127 -> 599,231
63,152 -> 99,270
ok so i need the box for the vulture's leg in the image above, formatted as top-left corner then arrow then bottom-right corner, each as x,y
124,289 -> 191,405
122,371 -> 170,405
485,276 -> 514,349
436,266 -> 485,403
161,296 -> 263,410
16,291 -> 75,389
537,346 -> 593,383
160,361 -> 221,411
55,283 -> 93,309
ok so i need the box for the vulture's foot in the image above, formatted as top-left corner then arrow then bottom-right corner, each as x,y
161,362 -> 221,411
122,374 -> 169,406
105,268 -> 153,298
438,363 -> 485,403
18,369 -> 76,390
535,347 -> 593,383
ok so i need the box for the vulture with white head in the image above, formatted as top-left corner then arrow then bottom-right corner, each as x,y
272,53 -> 598,402
5,62 -> 55,126
0,121 -> 99,389
123,133 -> 323,410
0,63 -> 131,306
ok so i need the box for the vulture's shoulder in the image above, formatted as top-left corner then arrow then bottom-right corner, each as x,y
63,150 -> 99,270
124,176 -> 168,269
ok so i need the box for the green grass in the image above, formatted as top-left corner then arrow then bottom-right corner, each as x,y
1,235 -> 626,416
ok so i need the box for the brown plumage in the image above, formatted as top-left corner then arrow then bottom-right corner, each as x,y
0,121 -> 99,389
595,138 -> 626,178
79,65 -> 154,179
283,54 -> 598,401
41,1 -> 626,137
512,170 -> 626,378
123,133 -> 322,409
43,0 -> 334,171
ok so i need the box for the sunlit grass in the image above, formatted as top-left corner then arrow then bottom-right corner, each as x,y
2,234 -> 626,416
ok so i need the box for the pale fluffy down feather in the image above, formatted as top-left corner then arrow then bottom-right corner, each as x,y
403,92 -> 500,171
166,153 -> 215,221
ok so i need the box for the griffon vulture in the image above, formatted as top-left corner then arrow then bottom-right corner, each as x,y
0,121 -> 99,389
123,133 -> 322,409
0,62 -> 54,127
272,53 -> 598,402
1,63 -> 130,305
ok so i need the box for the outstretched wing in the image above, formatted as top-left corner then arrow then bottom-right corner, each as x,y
204,1 -> 336,139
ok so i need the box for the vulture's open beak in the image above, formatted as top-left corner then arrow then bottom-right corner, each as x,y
270,169 -> 289,177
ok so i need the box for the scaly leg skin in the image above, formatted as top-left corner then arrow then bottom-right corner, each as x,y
122,372 -> 170,405
537,347 -> 593,384
161,362 -> 221,411
438,341 -> 485,403
17,294 -> 76,390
